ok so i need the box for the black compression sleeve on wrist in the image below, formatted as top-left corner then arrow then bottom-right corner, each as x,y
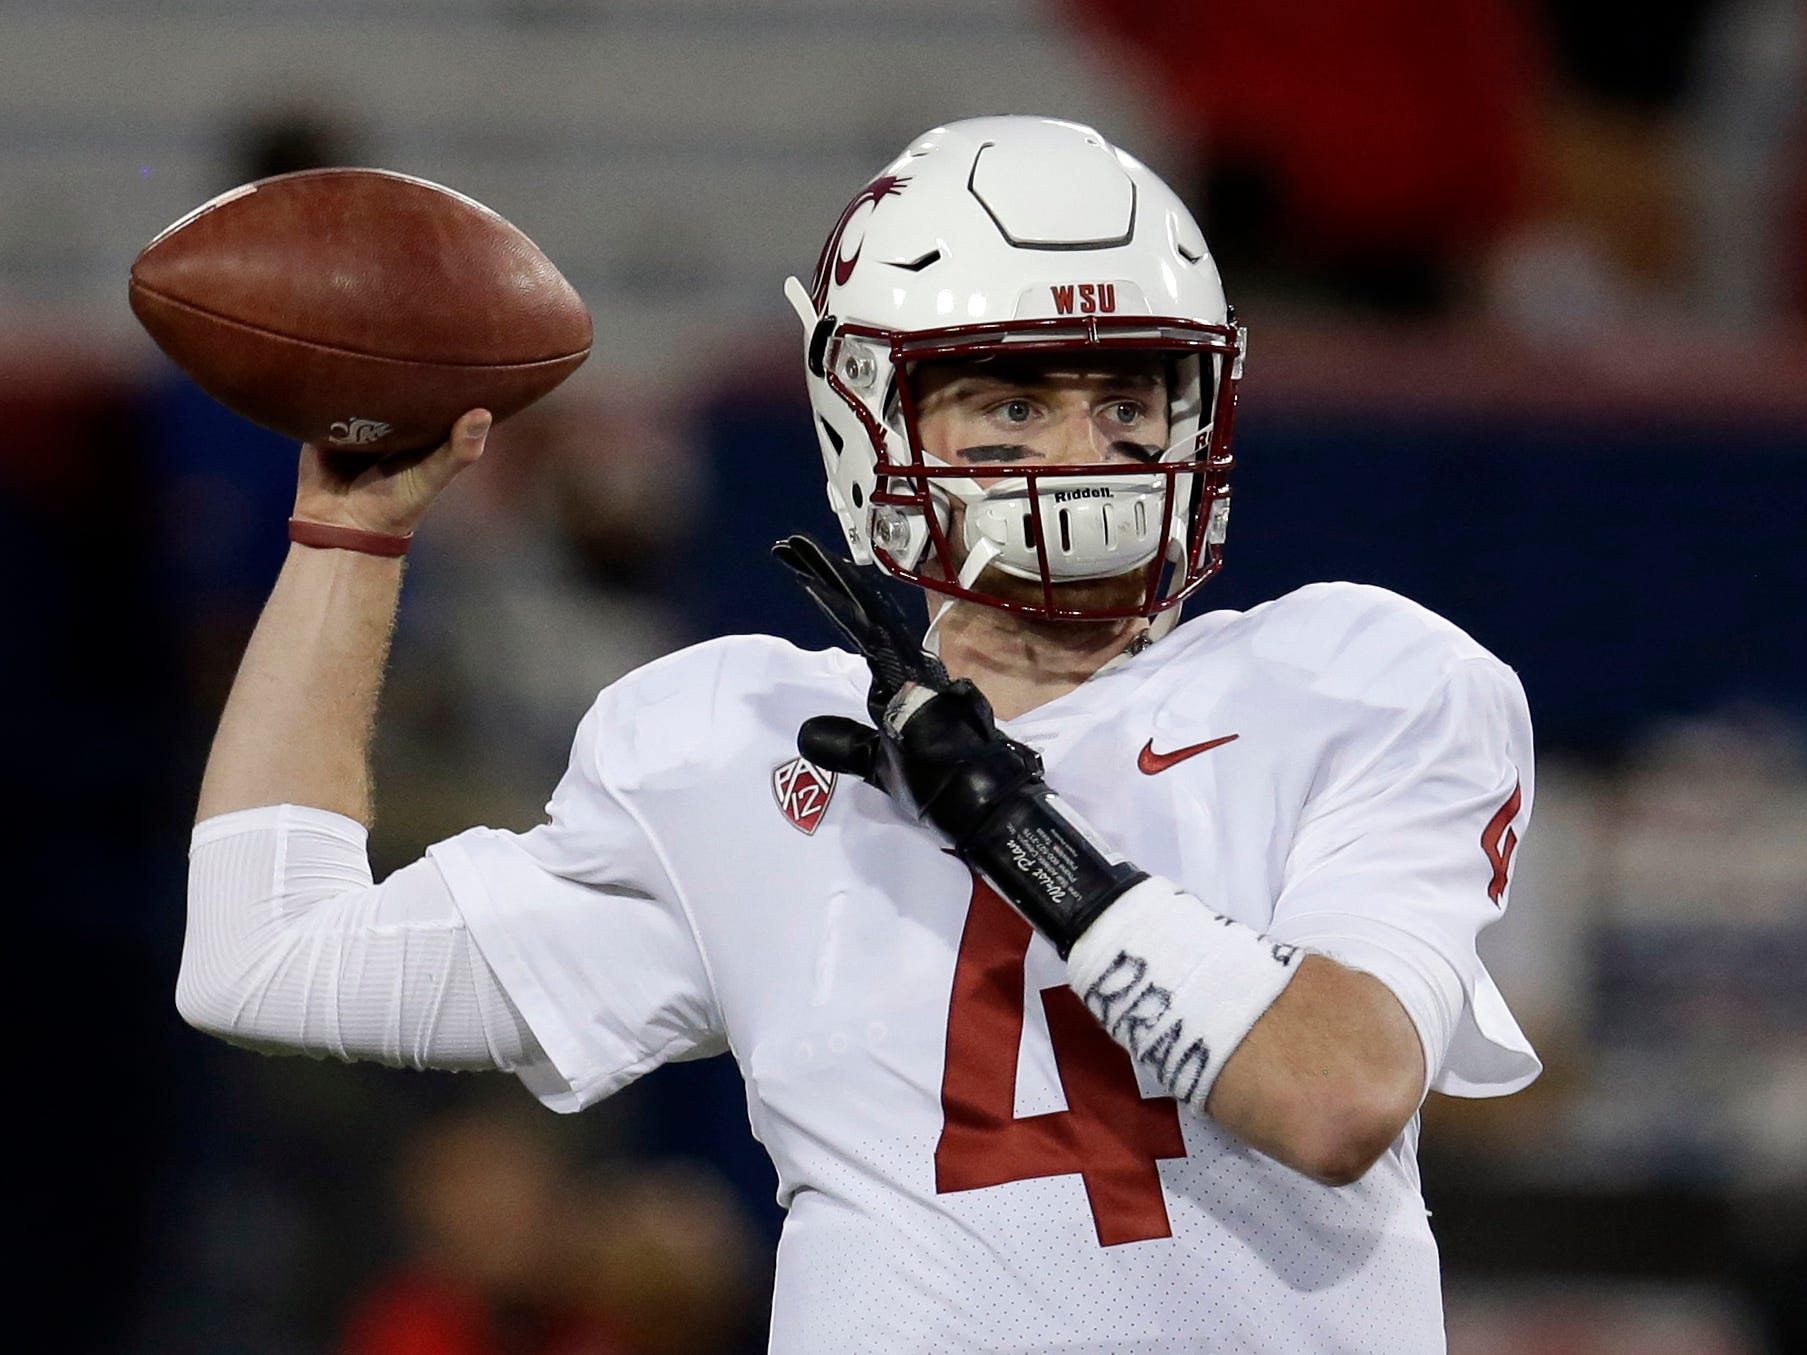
959,784 -> 1149,958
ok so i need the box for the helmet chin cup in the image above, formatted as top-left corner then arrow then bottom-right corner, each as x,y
959,473 -> 1165,582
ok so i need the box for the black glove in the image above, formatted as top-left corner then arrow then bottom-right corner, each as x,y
773,534 -> 1147,956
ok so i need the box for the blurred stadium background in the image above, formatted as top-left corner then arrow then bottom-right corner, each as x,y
6,1 -> 1803,1351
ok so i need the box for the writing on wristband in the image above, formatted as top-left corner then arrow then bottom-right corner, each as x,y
1067,879 -> 1302,1111
1083,952 -> 1217,1103
963,786 -> 1146,957
288,517 -> 412,557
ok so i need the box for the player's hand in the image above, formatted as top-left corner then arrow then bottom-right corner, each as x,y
777,533 -> 1147,956
771,533 -> 947,723
773,534 -> 1043,841
292,408 -> 491,538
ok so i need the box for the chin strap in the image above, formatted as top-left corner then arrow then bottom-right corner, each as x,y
921,537 -> 1002,655
1141,538 -> 1191,645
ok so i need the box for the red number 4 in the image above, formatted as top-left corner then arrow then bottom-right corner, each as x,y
1483,779 -> 1522,905
934,876 -> 1187,1246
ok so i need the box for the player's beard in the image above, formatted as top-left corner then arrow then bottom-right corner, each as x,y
957,559 -> 1150,615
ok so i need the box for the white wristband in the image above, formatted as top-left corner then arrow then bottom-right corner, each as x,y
1066,875 -> 1302,1112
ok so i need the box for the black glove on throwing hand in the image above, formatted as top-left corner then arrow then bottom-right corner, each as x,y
773,534 -> 1147,957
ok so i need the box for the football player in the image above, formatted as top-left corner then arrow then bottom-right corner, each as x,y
180,117 -> 1540,1353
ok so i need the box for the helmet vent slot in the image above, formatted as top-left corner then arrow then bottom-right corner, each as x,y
1058,509 -> 1072,553
886,250 -> 941,272
1135,500 -> 1147,535
818,417 -> 844,456
1101,505 -> 1113,546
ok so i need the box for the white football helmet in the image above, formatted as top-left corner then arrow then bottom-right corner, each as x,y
785,115 -> 1244,630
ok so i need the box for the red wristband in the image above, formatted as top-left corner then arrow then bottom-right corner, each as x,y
288,518 -> 412,557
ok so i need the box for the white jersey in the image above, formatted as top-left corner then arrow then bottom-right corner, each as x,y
426,581 -> 1540,1354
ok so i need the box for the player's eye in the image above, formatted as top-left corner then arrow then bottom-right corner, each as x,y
1105,400 -> 1146,426
992,397 -> 1035,425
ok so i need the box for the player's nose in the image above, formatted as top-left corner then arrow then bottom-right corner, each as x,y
1045,403 -> 1100,466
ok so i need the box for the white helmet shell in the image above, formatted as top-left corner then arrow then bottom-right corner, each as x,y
786,116 -> 1243,626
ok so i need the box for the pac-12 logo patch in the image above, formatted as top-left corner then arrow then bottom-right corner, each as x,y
773,756 -> 837,835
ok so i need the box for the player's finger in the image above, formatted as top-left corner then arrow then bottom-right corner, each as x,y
414,408 -> 491,491
445,408 -> 491,466
798,716 -> 882,783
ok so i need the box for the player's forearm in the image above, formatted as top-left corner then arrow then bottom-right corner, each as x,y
195,543 -> 404,826
1204,956 -> 1426,1186
1067,880 -> 1424,1187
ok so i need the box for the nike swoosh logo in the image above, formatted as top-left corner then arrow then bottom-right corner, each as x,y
1138,734 -> 1240,774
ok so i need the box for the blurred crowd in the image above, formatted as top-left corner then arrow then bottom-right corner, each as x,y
5,1 -> 1804,1352
1070,0 -> 1806,337
339,1099 -> 766,1355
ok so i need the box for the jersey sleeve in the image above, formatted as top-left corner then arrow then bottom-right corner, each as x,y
427,689 -> 728,1112
1267,654 -> 1541,1099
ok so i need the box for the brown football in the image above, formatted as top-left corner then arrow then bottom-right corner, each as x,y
129,167 -> 593,453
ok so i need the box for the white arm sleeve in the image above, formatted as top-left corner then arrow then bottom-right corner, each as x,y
177,803 -> 543,1071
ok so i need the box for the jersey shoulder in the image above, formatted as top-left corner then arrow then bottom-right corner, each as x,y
1163,581 -> 1520,715
579,634 -> 866,790
597,632 -> 862,715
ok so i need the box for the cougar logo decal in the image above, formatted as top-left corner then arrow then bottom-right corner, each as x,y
328,417 -> 393,446
810,174 -> 910,309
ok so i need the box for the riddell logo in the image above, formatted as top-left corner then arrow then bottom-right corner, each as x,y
1051,283 -> 1116,316
1053,487 -> 1112,504
773,756 -> 837,835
